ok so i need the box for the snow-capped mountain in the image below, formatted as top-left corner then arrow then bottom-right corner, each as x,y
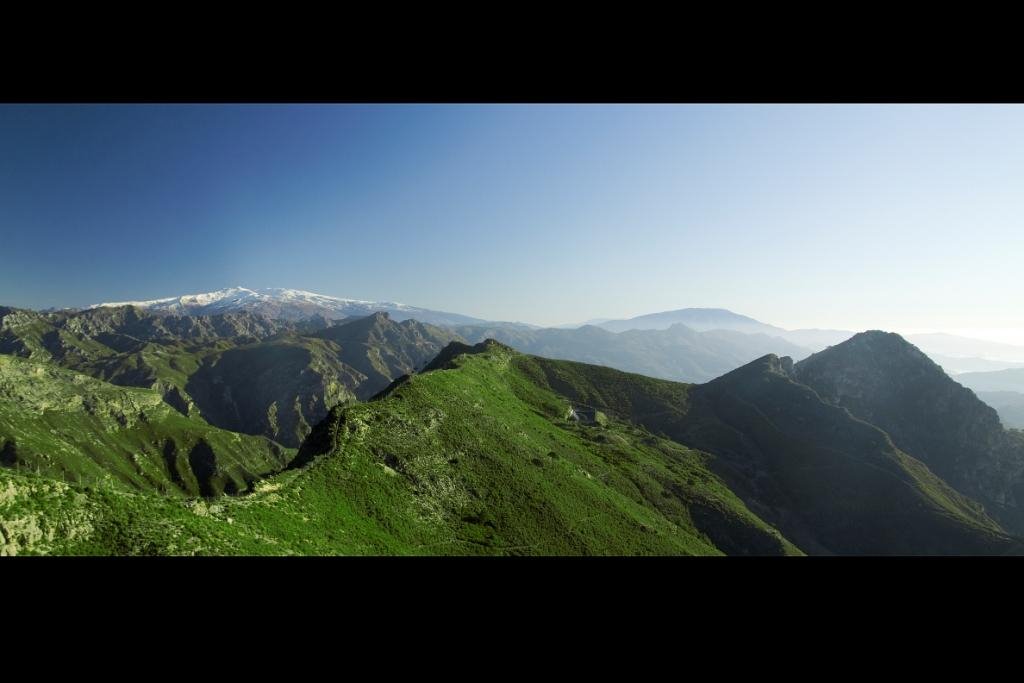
89,287 -> 486,326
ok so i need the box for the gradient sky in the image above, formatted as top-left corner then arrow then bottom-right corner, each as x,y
1,104 -> 1022,342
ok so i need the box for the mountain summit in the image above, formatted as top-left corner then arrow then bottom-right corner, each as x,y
794,330 -> 1024,531
595,308 -> 787,335
89,287 -> 485,326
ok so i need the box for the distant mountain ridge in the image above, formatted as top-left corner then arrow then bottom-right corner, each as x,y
955,368 -> 1024,429
928,355 -> 1024,375
957,368 -> 1024,394
585,309 -> 854,351
89,287 -> 486,327
28,292 -> 1024,397
454,321 -> 813,383
582,307 -> 1024,373
905,333 -> 1024,363
594,308 -> 787,336
976,392 -> 1024,430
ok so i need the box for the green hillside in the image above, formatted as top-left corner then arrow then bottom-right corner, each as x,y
0,341 -> 799,556
521,352 -> 1022,555
0,355 -> 293,498
183,312 -> 461,447
4,331 -> 1021,556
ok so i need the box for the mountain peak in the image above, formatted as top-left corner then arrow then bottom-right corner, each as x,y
315,310 -> 398,342
845,329 -> 918,348
705,353 -> 796,387
87,288 -> 485,326
793,331 -> 950,413
796,330 -> 938,378
421,339 -> 514,373
794,327 -> 1020,514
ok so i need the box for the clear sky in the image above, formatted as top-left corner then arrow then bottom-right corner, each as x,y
1,104 -> 1022,342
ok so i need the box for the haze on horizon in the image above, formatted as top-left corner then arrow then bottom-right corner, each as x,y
1,104 -> 1022,344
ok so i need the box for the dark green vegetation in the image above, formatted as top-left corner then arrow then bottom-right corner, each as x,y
0,355 -> 291,497
522,346 -> 1023,555
0,340 -> 800,556
794,332 -> 1024,534
0,306 -> 459,448
690,353 -> 1015,554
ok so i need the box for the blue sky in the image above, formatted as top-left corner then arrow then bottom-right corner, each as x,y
1,104 -> 1022,341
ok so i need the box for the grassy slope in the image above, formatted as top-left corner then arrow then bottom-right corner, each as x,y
0,355 -> 293,498
0,343 -> 799,556
515,354 -> 693,430
520,353 -> 1023,554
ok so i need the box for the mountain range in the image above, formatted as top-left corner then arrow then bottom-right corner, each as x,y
955,368 -> 1024,394
592,308 -> 788,336
85,288 -> 1024,369
585,308 -> 1024,369
454,322 -> 812,383
90,287 -> 487,327
0,305 -> 459,448
20,289 -> 1024,430
4,288 -> 1024,556
26,287 -> 1024,424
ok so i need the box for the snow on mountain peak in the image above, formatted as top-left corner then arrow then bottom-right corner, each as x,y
86,287 -> 482,326
92,287 -> 264,310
